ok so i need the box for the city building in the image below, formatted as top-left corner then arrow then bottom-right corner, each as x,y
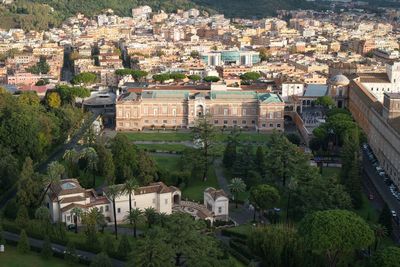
115,86 -> 285,131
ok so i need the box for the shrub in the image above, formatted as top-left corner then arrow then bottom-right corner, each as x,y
41,235 -> 53,259
17,230 -> 30,253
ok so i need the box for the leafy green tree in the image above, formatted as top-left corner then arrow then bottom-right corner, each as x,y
55,85 -> 90,105
192,114 -> 217,181
378,203 -> 393,236
286,133 -> 301,146
93,143 -> 115,185
110,134 -> 138,184
18,91 -> 40,106
372,246 -> 400,267
169,72 -> 186,81
27,56 -> 50,74
203,76 -> 220,82
41,235 -> 53,259
125,208 -> 142,238
80,147 -> 98,187
233,145 -> 255,184
117,234 -> 131,260
371,224 -> 388,252
39,161 -> 65,205
105,185 -> 121,239
254,146 -> 266,176
298,210 -> 374,267
228,178 -> 246,208
63,149 -> 79,177
240,71 -> 261,81
265,132 -> 307,187
46,92 -> 61,109
115,69 -> 133,76
17,157 -> 42,209
64,242 -> 79,264
248,224 -> 304,267
81,208 -> 100,249
315,96 -> 335,109
153,73 -> 171,83
144,207 -> 157,229
17,230 -> 30,253
90,252 -> 113,267
71,72 -> 97,85
131,70 -> 148,82
188,74 -> 201,82
137,150 -> 157,185
102,234 -> 115,256
190,51 -> 200,58
0,146 -> 18,196
249,184 -> 280,222
15,205 -> 30,229
35,206 -> 50,234
129,227 -> 174,267
223,130 -> 239,168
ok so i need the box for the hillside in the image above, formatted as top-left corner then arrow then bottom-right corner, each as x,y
0,0 -> 310,31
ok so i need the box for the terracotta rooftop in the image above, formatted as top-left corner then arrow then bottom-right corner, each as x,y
358,73 -> 390,84
204,187 -> 228,200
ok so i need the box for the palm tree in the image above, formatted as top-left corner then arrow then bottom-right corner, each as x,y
80,147 -> 98,188
71,207 -> 82,234
63,149 -> 79,177
106,185 -> 121,239
122,177 -> 139,216
157,212 -> 168,228
125,208 -> 143,238
39,161 -> 65,205
228,178 -> 246,208
372,224 -> 388,251
144,207 -> 157,229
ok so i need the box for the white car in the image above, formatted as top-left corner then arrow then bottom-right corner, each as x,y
391,210 -> 397,217
376,166 -> 383,172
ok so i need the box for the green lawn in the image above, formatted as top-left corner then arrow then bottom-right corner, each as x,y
0,246 -> 84,267
122,131 -> 271,143
153,155 -> 181,171
182,166 -> 219,202
136,143 -> 189,152
355,194 -> 379,223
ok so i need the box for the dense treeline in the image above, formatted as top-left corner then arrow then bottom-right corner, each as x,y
0,88 -> 85,196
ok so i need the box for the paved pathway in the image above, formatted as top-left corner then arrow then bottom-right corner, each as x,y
213,159 -> 231,197
3,231 -> 125,267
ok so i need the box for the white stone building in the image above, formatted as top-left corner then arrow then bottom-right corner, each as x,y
45,179 -> 181,226
204,187 -> 229,221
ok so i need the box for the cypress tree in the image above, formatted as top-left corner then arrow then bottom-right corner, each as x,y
17,230 -> 30,253
379,203 -> 393,236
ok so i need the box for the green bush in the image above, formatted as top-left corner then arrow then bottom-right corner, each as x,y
220,229 -> 248,239
17,230 -> 30,253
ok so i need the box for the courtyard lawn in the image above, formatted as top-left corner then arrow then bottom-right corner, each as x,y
153,155 -> 181,171
0,246 -> 84,267
136,143 -> 188,153
122,131 -> 272,143
182,167 -> 219,202
355,194 -> 379,223
123,132 -> 192,142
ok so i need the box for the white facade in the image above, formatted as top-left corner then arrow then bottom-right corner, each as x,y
204,187 -> 229,221
46,179 -> 181,225
281,82 -> 305,101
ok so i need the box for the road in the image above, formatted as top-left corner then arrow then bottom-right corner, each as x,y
362,149 -> 400,243
3,231 -> 125,267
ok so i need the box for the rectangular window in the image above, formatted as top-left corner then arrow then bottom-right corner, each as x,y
242,120 -> 247,124
223,120 -> 228,125
105,205 -> 109,211
67,216 -> 71,222
269,112 -> 274,119
224,109 -> 228,116
214,120 -> 218,124
277,124 -> 281,128
233,120 -> 237,125
144,120 -> 149,123
243,109 -> 246,115
262,124 -> 266,127
117,208 -> 121,213
100,206 -> 104,213
218,207 -> 222,214
270,123 -> 274,127
163,120 -> 167,124
251,120 -> 255,124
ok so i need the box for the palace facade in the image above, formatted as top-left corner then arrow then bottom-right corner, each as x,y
115,87 -> 285,131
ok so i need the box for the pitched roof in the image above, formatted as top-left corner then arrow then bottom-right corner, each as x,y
204,187 -> 228,200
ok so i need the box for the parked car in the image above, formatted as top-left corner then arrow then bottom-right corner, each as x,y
67,224 -> 76,231
391,210 -> 397,217
379,171 -> 386,177
376,166 -> 383,172
368,194 -> 374,200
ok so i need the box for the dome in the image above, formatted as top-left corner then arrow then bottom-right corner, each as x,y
329,74 -> 350,86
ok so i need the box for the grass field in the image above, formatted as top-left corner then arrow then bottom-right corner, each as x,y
136,143 -> 188,152
321,167 -> 341,179
0,246 -> 84,267
123,131 -> 271,143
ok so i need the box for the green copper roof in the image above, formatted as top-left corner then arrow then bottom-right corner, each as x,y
211,91 -> 282,103
142,90 -> 190,99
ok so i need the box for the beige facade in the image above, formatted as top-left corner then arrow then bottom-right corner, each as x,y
116,89 -> 285,131
349,81 -> 400,187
